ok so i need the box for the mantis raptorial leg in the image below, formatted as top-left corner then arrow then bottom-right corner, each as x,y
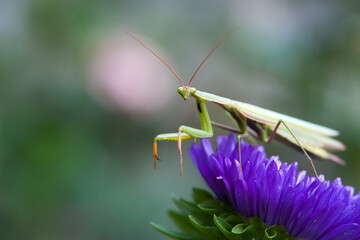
153,98 -> 213,177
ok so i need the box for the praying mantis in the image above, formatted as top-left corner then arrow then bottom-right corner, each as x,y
126,31 -> 345,180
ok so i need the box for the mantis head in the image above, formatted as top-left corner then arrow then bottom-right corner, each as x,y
177,86 -> 196,101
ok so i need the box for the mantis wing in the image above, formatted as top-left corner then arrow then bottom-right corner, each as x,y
233,101 -> 345,164
275,127 -> 345,165
234,101 -> 339,136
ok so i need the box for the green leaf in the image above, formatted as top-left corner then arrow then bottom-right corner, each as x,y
172,195 -> 190,216
188,215 -> 225,240
168,210 -> 200,234
249,216 -> 266,230
265,226 -> 277,239
223,215 -> 246,225
248,216 -> 266,239
181,198 -> 204,214
152,189 -> 301,240
231,216 -> 265,239
180,198 -> 210,222
219,202 -> 237,212
231,224 -> 247,234
213,215 -> 232,232
198,199 -> 224,215
264,225 -> 294,240
192,188 -> 214,204
213,215 -> 241,240
150,222 -> 201,240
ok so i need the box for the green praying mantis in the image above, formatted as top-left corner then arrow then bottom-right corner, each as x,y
126,31 -> 345,180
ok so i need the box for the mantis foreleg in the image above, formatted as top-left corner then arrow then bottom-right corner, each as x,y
153,98 -> 213,176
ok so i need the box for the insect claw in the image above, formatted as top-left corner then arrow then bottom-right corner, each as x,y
153,155 -> 161,169
153,141 -> 160,169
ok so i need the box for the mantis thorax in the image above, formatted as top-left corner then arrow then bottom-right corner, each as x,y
178,87 -> 196,101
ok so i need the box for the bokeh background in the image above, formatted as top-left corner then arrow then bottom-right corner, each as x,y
1,1 -> 360,239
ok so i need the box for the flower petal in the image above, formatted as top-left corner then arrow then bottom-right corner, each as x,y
189,134 -> 360,239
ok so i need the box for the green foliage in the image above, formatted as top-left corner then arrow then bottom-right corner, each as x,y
151,188 -> 299,240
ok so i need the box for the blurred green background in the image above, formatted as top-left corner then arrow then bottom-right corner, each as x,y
1,1 -> 360,239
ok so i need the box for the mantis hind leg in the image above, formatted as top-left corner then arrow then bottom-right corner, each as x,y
265,119 -> 320,181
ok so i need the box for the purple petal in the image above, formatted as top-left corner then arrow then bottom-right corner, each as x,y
188,134 -> 360,239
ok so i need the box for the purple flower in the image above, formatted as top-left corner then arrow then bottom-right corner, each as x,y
189,133 -> 360,240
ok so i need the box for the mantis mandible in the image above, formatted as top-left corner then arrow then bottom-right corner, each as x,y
126,30 -> 345,180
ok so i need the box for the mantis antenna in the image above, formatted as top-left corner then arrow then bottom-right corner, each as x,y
187,29 -> 237,86
125,30 -> 185,88
126,30 -> 236,87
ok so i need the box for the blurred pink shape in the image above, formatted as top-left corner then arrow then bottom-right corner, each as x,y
90,31 -> 175,117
